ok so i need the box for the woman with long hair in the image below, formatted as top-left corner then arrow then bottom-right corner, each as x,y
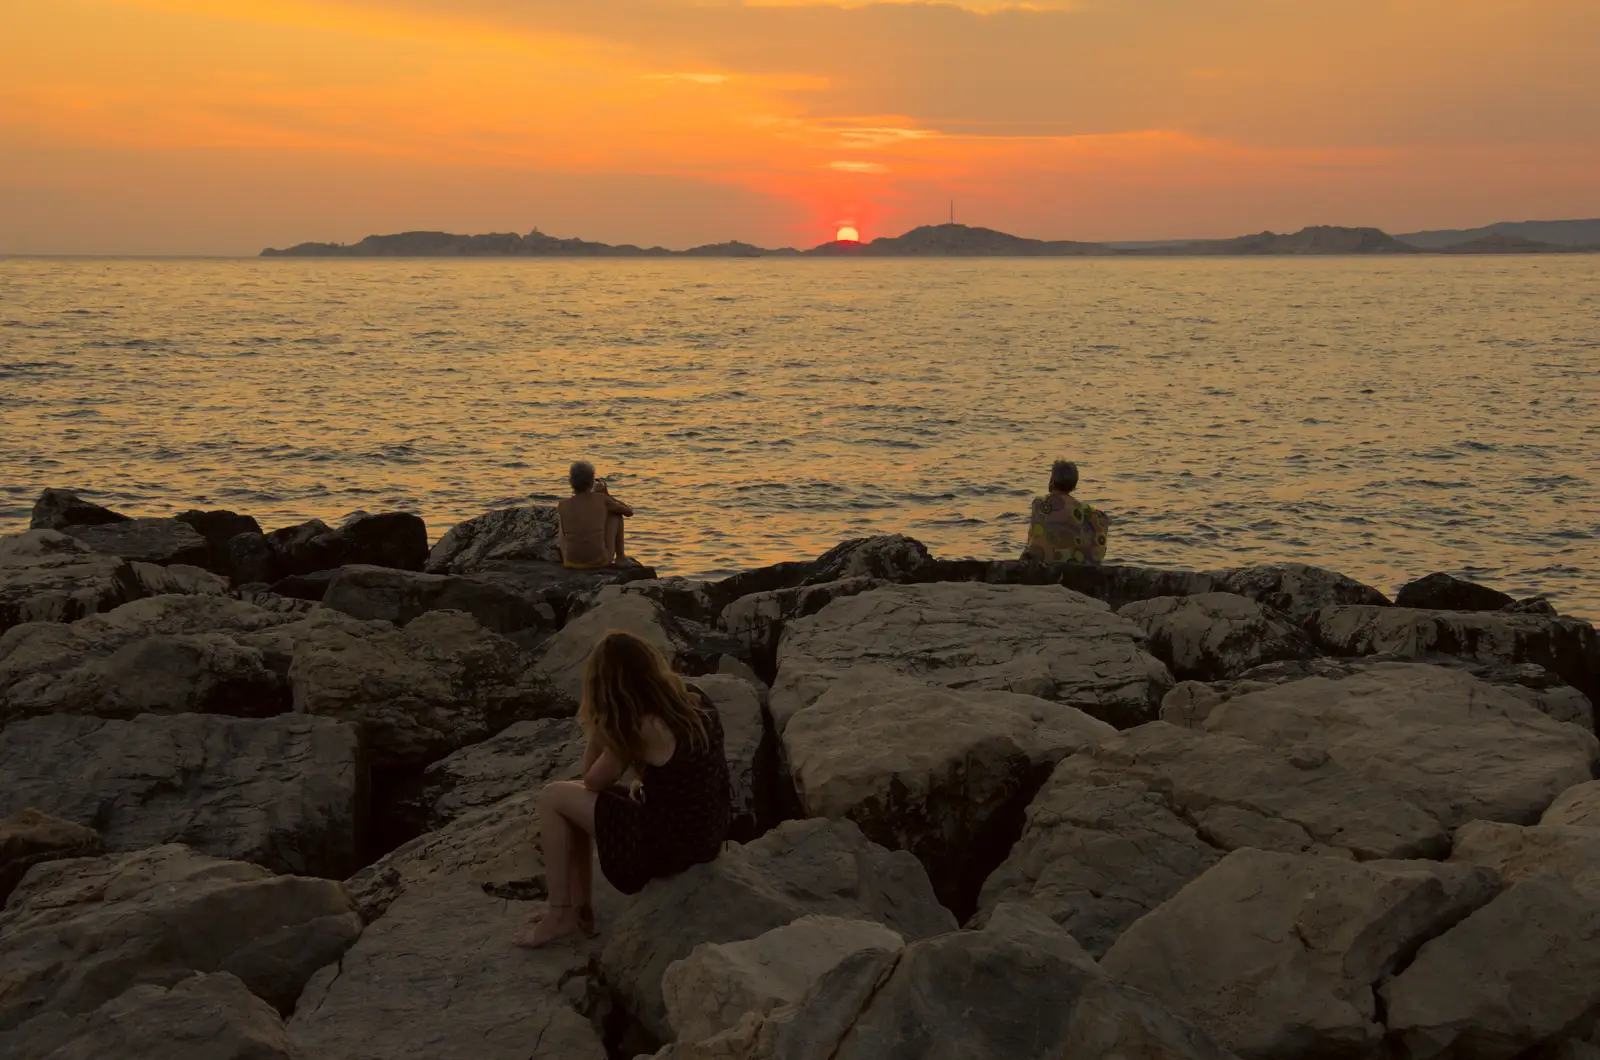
512,630 -> 731,948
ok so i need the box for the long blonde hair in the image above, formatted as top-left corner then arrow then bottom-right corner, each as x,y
580,631 -> 710,766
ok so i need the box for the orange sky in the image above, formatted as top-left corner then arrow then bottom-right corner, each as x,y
3,0 -> 1598,254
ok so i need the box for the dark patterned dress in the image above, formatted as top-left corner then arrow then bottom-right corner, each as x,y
593,692 -> 731,895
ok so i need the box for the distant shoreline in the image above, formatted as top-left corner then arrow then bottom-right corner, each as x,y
261,220 -> 1600,259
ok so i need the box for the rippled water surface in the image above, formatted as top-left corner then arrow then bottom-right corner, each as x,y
2,256 -> 1596,616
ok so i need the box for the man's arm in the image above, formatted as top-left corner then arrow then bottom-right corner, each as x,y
556,511 -> 570,563
605,495 -> 634,518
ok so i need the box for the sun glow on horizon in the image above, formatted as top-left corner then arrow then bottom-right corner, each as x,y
835,226 -> 860,243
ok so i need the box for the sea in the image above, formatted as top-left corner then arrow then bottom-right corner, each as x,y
2,255 -> 1596,617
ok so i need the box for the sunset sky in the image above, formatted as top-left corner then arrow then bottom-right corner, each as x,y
3,0 -> 1598,254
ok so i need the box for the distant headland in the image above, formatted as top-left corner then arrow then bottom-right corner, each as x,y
261,218 -> 1600,258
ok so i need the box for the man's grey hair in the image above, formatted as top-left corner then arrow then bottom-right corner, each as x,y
1049,459 -> 1079,493
569,460 -> 596,492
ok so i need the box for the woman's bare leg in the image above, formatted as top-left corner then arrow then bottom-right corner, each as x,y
569,829 -> 596,933
514,781 -> 598,947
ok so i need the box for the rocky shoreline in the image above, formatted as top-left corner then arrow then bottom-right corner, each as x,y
2,488 -> 1598,1060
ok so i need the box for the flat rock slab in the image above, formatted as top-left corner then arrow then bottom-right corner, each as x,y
1383,875 -> 1600,1060
1308,604 -> 1600,715
783,680 -> 1114,915
976,721 -> 1446,955
1,594 -> 313,727
0,973 -> 303,1060
289,880 -> 605,1060
1102,849 -> 1498,1060
392,716 -> 584,834
321,563 -> 557,635
0,844 -> 361,1031
776,581 -> 1174,730
64,518 -> 211,569
1186,661 -> 1599,830
1116,592 -> 1315,681
600,817 -> 956,1044
0,712 -> 366,878
0,530 -> 143,636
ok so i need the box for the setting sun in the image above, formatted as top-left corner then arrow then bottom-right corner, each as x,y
836,226 -> 860,243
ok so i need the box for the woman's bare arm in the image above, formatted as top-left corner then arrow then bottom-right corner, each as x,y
582,748 -> 627,792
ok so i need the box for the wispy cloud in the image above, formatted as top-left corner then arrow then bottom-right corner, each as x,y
643,72 -> 731,85
826,160 -> 889,172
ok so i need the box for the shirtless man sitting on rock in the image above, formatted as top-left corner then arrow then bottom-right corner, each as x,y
557,460 -> 635,569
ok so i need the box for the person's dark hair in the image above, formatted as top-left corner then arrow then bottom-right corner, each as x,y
1049,459 -> 1079,493
569,460 -> 596,493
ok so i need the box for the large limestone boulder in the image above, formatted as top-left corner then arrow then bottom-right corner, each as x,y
425,505 -> 561,573
345,789 -> 543,922
661,915 -> 906,1045
599,818 -> 956,1043
29,488 -> 128,532
1178,662 -> 1599,829
1308,604 -> 1600,716
689,673 -> 777,841
1116,592 -> 1316,681
0,973 -> 304,1060
1450,819 -> 1600,895
0,844 -> 361,1030
1164,653 -> 1595,734
1382,875 -> 1600,1060
676,904 -> 1236,1060
1543,780 -> 1600,828
776,581 -> 1174,730
1396,572 -> 1516,612
720,576 -> 880,671
265,512 -> 429,578
0,809 -> 102,903
1,594 -> 311,726
975,758 -> 1224,956
64,518 -> 211,568
289,880 -> 604,1060
1101,849 -> 1499,1059
782,680 -> 1114,914
0,530 -> 143,635
0,713 -> 366,878
975,721 -> 1445,955
128,561 -> 229,598
391,716 -> 584,834
534,594 -> 726,701
173,509 -> 263,564
289,608 -> 569,770
805,534 -> 932,584
1208,561 -> 1390,623
320,563 -> 556,634
571,576 -> 721,628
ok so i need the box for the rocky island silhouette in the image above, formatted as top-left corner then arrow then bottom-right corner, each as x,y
261,220 -> 1600,258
